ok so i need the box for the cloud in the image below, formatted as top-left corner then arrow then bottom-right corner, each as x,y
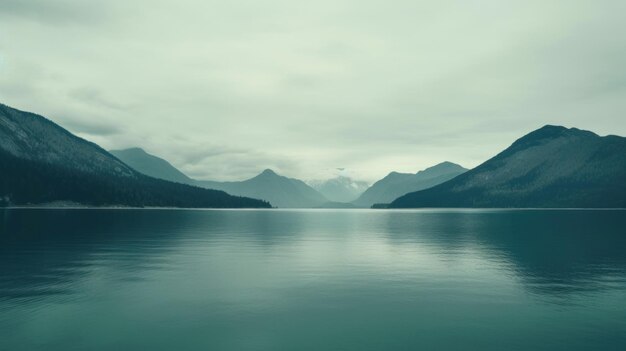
1,0 -> 625,182
0,0 -> 110,25
53,113 -> 122,137
69,87 -> 129,111
155,142 -> 301,182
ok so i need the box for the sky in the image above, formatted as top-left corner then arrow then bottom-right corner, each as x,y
1,0 -> 625,182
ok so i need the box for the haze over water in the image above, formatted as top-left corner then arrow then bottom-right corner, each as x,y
1,209 -> 626,350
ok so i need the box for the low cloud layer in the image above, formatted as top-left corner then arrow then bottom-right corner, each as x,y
2,0 -> 625,182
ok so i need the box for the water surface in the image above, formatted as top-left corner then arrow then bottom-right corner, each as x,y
1,209 -> 625,350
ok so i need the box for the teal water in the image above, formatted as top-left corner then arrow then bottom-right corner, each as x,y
1,209 -> 625,350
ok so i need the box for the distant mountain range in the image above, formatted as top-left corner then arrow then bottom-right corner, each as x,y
353,162 -> 467,207
112,146 -> 466,208
309,176 -> 369,203
197,170 -> 328,208
389,125 -> 626,208
0,103 -> 270,208
111,148 -> 329,208
2,103 -> 624,209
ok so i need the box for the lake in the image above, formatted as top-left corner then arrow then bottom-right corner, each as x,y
1,209 -> 625,350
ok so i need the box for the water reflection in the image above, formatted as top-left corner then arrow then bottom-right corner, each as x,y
1,209 -> 626,351
381,210 -> 626,299
2,209 -> 625,303
0,209 -> 186,302
0,209 -> 320,303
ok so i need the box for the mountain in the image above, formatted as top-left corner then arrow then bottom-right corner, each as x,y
110,148 -> 194,184
0,103 -> 270,208
353,162 -> 468,207
197,169 -> 328,208
389,125 -> 626,208
107,147 -> 328,208
309,176 -> 369,203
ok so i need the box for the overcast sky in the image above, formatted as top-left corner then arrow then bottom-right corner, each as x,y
1,0 -> 625,182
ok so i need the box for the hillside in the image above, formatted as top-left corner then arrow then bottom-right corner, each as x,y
389,126 -> 626,208
0,103 -> 270,208
197,169 -> 328,208
110,148 -> 194,184
354,162 -> 467,207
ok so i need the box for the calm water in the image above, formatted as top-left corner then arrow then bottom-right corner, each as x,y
1,209 -> 626,351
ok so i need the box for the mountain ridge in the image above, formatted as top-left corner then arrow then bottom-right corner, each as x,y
353,161 -> 468,207
196,169 -> 328,208
0,103 -> 270,208
111,147 -> 328,208
3,103 -> 623,209
389,125 -> 626,208
110,147 -> 193,184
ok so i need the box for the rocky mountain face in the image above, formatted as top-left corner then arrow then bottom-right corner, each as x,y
0,104 -> 134,177
389,126 -> 626,208
0,103 -> 270,208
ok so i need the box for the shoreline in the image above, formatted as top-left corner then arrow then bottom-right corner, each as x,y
2,206 -> 625,211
